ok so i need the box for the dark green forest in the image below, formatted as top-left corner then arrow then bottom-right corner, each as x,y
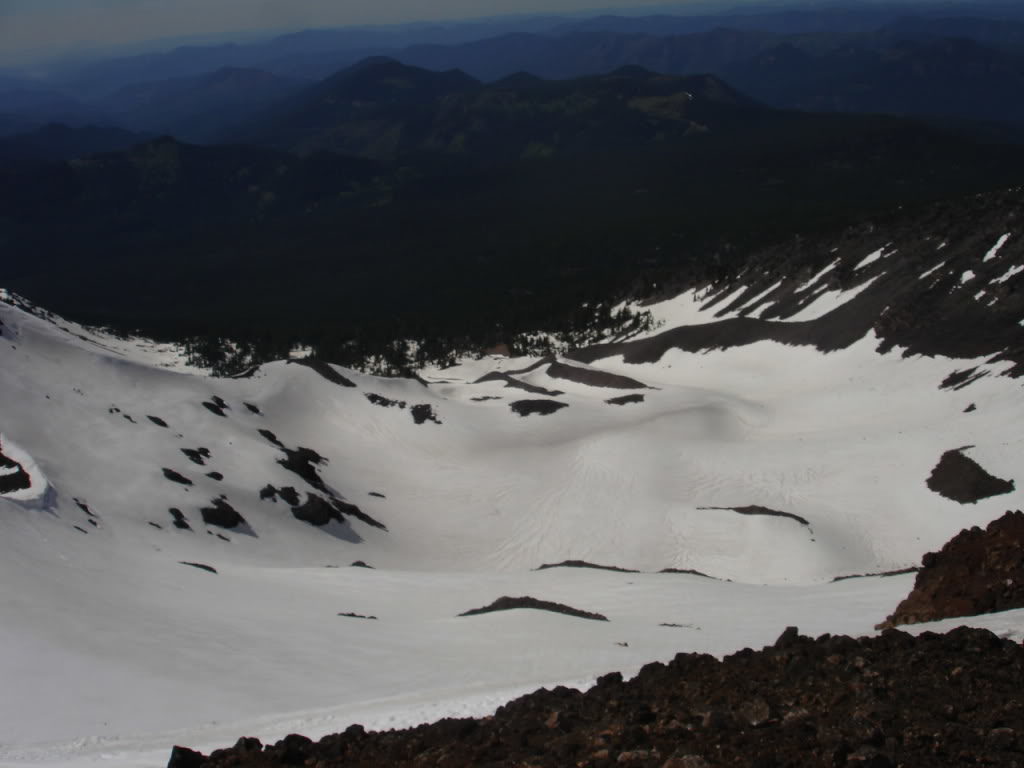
4,61 -> 1024,373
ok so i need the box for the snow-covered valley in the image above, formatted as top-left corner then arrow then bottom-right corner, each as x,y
2,221 -> 1024,766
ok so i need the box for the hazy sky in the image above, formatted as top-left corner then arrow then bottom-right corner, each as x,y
0,0 -> 727,64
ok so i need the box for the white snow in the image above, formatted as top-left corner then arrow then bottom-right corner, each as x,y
961,270 -> 976,284
919,261 -> 946,280
786,275 -> 880,321
854,248 -> 885,271
1,289 -> 1023,767
794,258 -> 839,293
982,233 -> 1011,262
993,264 -> 1024,285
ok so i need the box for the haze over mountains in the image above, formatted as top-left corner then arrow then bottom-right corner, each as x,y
6,1 -> 1024,142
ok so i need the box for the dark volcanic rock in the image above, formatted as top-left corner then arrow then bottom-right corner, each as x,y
200,498 -> 246,529
258,429 -> 285,448
278,447 -> 329,493
162,468 -> 193,486
175,626 -> 1024,768
697,505 -> 810,527
288,358 -> 357,388
290,491 -> 387,531
167,745 -> 204,768
546,361 -> 648,390
926,447 -> 1014,504
179,561 -> 217,574
606,393 -> 645,406
537,560 -> 640,573
831,567 -> 919,583
475,369 -> 564,397
510,399 -> 569,417
181,447 -> 211,466
147,415 -> 169,428
459,596 -> 608,622
202,399 -> 228,417
881,510 -> 1024,627
365,393 -> 405,409
169,508 -> 192,530
410,404 -> 441,425
291,493 -> 338,527
0,439 -> 31,494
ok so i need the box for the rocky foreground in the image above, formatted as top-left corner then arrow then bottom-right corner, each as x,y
170,625 -> 1024,768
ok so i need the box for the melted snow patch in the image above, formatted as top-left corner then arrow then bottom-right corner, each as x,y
0,433 -> 48,502
982,233 -> 1011,263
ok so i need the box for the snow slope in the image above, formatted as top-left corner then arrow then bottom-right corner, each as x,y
2,265 -> 1023,766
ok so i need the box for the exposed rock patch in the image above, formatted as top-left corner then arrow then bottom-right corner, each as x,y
181,448 -> 211,466
278,447 -> 329,493
176,626 -> 1024,768
510,399 -> 569,417
536,560 -> 640,574
697,505 -> 810,527
338,612 -> 377,620
546,361 -> 648,390
941,367 -> 989,391
162,468 -> 193,486
365,394 -> 442,425
926,447 -> 1015,504
179,562 -> 217,574
202,397 -> 229,417
0,439 -> 31,494
475,371 -> 564,397
200,498 -> 246,530
147,415 -> 169,428
410,404 -> 441,425
169,508 -> 192,530
365,393 -> 405,409
606,394 -> 645,406
288,359 -> 357,388
831,567 -> 919,583
881,510 -> 1024,627
659,568 -> 716,579
459,596 -> 608,622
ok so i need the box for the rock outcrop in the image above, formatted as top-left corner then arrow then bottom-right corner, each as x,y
881,510 -> 1024,627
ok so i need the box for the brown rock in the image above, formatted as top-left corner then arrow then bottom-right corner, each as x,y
881,510 -> 1024,627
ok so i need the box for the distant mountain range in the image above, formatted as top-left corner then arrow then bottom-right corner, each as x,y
4,2 -> 1024,145
4,58 -> 1024,361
